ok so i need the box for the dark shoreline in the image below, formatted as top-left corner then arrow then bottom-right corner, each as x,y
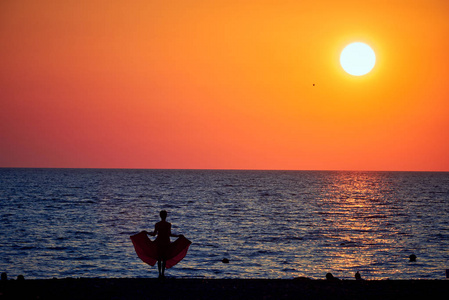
1,278 -> 448,300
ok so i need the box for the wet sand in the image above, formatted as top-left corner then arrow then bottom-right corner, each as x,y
1,277 -> 447,299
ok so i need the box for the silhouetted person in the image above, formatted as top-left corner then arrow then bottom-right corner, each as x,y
130,210 -> 191,278
146,210 -> 184,278
355,271 -> 362,280
409,254 -> 417,262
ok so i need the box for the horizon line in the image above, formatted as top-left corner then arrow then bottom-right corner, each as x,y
1,167 -> 448,173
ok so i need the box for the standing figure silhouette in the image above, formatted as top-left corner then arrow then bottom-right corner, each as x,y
147,210 -> 181,278
130,210 -> 191,278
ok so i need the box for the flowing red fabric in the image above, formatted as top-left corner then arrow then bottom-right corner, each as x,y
130,231 -> 191,269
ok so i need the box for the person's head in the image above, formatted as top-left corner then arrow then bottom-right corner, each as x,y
160,210 -> 167,220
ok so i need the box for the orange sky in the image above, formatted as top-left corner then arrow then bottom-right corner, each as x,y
1,0 -> 449,171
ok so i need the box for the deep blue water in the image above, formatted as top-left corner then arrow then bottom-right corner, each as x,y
1,168 -> 448,279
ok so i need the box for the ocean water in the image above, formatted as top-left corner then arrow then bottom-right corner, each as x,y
1,168 -> 448,280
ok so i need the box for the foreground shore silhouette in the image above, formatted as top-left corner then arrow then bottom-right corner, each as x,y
1,277 -> 447,300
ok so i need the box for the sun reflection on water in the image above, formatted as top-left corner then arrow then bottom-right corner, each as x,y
309,172 -> 404,279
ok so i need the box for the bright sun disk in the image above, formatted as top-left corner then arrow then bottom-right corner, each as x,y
340,42 -> 376,76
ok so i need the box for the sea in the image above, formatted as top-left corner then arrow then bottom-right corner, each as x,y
1,168 -> 448,280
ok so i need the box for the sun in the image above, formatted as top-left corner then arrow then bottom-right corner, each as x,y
340,42 -> 376,76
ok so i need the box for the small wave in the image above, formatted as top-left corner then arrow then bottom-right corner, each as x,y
73,256 -> 91,261
19,246 -> 36,250
73,231 -> 94,235
363,215 -> 387,219
339,241 -> 363,247
78,264 -> 95,269
47,246 -> 68,251
82,200 -> 96,204
282,268 -> 297,272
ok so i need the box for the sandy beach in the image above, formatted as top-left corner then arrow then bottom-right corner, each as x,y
1,277 -> 447,300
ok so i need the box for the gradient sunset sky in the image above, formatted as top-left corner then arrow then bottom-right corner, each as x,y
1,0 -> 448,171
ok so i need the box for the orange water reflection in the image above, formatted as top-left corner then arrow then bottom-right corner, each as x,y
309,172 -> 400,278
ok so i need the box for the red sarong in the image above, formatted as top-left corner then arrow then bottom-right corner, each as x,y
130,231 -> 191,269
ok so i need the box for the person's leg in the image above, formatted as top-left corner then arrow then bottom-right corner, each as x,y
157,260 -> 162,278
161,261 -> 166,278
